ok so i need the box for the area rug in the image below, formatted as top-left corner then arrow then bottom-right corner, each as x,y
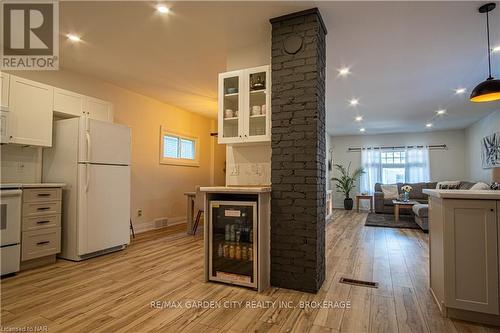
365,213 -> 420,230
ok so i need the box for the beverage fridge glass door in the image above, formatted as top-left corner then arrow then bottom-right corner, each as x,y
209,201 -> 257,288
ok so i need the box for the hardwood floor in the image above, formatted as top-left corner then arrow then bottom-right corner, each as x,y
1,211 -> 499,332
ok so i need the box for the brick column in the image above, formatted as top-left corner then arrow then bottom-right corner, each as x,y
270,8 -> 327,293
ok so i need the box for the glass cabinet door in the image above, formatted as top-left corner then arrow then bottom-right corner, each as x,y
247,69 -> 269,139
209,201 -> 257,288
221,75 -> 240,141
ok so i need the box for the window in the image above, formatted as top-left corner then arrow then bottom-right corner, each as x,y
361,147 -> 430,194
381,151 -> 406,184
160,127 -> 199,166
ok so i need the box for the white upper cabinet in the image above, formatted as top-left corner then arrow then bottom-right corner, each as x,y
53,88 -> 85,118
9,76 -> 53,147
218,65 -> 270,144
1,72 -> 10,111
54,89 -> 113,122
86,97 -> 113,122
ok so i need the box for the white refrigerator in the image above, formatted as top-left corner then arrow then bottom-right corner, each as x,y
43,118 -> 131,261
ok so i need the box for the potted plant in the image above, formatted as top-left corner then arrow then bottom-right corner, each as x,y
332,163 -> 365,210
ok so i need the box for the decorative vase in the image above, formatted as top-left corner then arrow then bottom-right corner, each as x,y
402,191 -> 410,202
344,198 -> 354,210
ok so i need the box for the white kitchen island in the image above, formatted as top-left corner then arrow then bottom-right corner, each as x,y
423,189 -> 500,326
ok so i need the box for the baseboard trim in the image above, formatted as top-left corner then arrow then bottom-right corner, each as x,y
133,216 -> 187,234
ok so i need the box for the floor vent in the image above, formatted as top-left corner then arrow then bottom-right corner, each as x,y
339,277 -> 379,288
154,218 -> 168,229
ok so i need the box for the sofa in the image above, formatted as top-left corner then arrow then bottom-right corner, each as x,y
374,182 -> 437,214
374,181 -> 478,232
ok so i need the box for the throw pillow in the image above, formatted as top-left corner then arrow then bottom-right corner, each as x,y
436,181 -> 460,190
470,182 -> 490,190
381,184 -> 399,199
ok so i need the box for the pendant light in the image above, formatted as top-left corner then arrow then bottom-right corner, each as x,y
470,3 -> 500,103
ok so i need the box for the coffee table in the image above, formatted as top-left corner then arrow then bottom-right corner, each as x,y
392,200 -> 419,222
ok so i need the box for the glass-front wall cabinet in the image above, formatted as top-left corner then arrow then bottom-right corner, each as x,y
218,66 -> 270,144
209,201 -> 257,288
221,75 -> 240,140
248,69 -> 268,138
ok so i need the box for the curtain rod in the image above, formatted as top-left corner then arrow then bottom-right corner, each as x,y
347,144 -> 447,152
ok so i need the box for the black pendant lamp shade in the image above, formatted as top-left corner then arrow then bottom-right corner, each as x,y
470,3 -> 500,103
470,78 -> 500,102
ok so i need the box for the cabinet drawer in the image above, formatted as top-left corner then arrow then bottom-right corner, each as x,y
22,228 -> 61,261
23,201 -> 61,217
23,188 -> 62,203
22,214 -> 60,231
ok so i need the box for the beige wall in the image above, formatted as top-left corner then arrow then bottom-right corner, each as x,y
4,69 -> 224,232
465,110 -> 500,183
330,129 -> 466,208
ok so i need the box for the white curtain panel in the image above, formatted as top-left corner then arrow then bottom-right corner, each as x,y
405,147 -> 430,183
360,149 -> 381,194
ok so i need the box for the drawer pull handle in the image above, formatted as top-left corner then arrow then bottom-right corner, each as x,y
36,241 -> 50,246
36,220 -> 50,224
37,193 -> 51,197
37,207 -> 51,211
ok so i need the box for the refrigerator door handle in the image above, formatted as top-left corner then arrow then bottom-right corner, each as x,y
86,131 -> 91,162
85,164 -> 90,193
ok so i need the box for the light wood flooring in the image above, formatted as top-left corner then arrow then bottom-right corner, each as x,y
1,211 -> 499,332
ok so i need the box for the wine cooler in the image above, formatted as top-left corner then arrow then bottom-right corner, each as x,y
208,200 -> 257,288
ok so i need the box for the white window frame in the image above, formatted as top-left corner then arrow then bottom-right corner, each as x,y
159,126 -> 200,167
380,150 -> 407,184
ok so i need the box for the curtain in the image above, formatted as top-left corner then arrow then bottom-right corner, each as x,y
360,149 -> 381,194
405,147 -> 430,183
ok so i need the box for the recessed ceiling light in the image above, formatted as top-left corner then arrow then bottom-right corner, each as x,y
156,5 -> 170,14
355,116 -> 363,122
492,45 -> 500,53
454,88 -> 466,95
426,123 -> 433,128
436,109 -> 447,115
66,34 -> 81,42
359,128 -> 366,132
349,98 -> 359,106
338,67 -> 350,76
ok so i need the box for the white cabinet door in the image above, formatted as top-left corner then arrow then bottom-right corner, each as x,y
53,88 -> 85,117
444,199 -> 499,315
86,97 -> 113,122
1,73 -> 9,111
9,76 -> 53,147
218,70 -> 244,144
0,111 -> 9,144
244,66 -> 270,143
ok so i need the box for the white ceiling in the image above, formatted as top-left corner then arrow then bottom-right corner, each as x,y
59,1 -> 500,135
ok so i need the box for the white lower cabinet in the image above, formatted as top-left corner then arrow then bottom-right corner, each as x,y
9,76 -> 53,147
21,188 -> 62,266
429,196 -> 500,325
443,200 -> 498,315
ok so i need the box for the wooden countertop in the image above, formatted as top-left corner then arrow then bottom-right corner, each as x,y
200,186 -> 271,194
423,189 -> 500,200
